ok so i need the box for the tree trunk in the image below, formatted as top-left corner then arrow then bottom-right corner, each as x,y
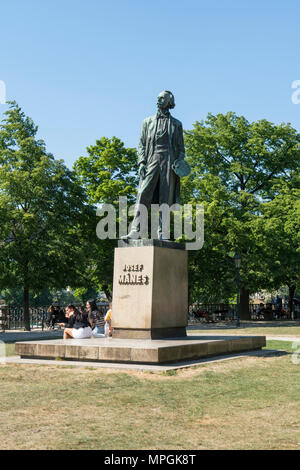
240,288 -> 250,320
102,285 -> 112,302
23,263 -> 31,331
288,284 -> 296,318
23,285 -> 30,331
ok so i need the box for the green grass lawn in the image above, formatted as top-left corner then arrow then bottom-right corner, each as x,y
5,343 -> 16,357
0,339 -> 299,450
266,340 -> 299,352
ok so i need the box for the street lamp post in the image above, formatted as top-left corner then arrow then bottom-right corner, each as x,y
234,253 -> 241,328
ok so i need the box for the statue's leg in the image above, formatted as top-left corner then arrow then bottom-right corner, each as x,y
157,155 -> 176,239
122,161 -> 160,238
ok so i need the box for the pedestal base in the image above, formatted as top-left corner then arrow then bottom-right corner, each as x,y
15,335 -> 266,364
113,327 -> 187,339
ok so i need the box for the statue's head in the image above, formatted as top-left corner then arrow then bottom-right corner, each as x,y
157,90 -> 175,110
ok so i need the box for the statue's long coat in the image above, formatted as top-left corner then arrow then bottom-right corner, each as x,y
137,114 -> 185,206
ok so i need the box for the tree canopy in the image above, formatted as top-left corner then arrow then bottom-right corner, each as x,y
182,112 -> 300,312
0,102 -> 91,328
73,137 -> 139,299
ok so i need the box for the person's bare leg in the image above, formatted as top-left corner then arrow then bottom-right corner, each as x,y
64,329 -> 74,339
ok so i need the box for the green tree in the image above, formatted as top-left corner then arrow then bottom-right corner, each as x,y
1,287 -> 27,306
74,136 -> 138,205
49,289 -> 78,306
73,137 -> 138,299
255,174 -> 300,314
0,102 -> 90,329
183,112 -> 300,316
73,287 -> 100,305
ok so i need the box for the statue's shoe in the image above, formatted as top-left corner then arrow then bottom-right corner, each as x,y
120,231 -> 139,240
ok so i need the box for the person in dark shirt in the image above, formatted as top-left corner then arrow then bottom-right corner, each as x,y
86,299 -> 105,338
58,304 -> 92,339
56,306 -> 67,324
47,305 -> 56,329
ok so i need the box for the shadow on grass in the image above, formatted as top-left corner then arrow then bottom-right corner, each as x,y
0,335 -> 63,344
260,349 -> 289,357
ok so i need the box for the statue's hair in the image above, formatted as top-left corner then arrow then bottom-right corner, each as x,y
159,90 -> 175,109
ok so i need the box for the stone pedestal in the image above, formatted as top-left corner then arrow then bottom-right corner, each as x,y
13,239 -> 267,368
15,335 -> 267,364
112,240 -> 188,339
14,240 -> 267,367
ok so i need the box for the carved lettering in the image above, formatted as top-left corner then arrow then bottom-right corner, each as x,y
118,265 -> 150,286
123,264 -> 145,273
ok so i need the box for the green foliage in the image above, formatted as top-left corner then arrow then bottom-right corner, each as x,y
50,289 -> 78,306
183,112 -> 300,303
0,286 -> 88,307
73,287 -> 99,305
1,287 -> 26,306
255,173 -> 300,292
73,137 -> 139,298
0,102 -> 91,322
74,136 -> 138,205
184,112 -> 300,195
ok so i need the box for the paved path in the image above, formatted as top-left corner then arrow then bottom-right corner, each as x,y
1,329 -> 299,343
188,331 -> 300,342
188,320 -> 300,329
0,329 -> 63,343
265,336 -> 300,342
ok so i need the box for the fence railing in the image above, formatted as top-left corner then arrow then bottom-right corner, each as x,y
5,306 -> 48,330
189,302 -> 297,323
0,304 -> 110,331
189,303 -> 236,323
0,302 -> 298,331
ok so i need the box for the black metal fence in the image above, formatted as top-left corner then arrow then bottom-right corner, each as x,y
0,301 -> 298,331
5,306 -> 48,330
189,302 -> 298,323
0,304 -> 110,331
189,303 -> 236,323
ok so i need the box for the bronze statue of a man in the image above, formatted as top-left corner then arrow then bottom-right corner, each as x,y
123,90 -> 188,239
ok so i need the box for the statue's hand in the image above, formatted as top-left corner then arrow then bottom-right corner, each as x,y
139,164 -> 146,179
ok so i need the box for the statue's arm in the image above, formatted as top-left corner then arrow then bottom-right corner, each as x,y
138,120 -> 147,166
177,122 -> 185,160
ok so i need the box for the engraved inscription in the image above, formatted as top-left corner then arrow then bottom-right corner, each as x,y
123,264 -> 144,272
119,264 -> 150,286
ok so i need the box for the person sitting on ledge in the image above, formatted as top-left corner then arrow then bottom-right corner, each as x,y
104,302 -> 113,337
58,304 -> 92,339
86,299 -> 105,338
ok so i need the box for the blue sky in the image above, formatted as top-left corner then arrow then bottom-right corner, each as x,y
0,0 -> 299,168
